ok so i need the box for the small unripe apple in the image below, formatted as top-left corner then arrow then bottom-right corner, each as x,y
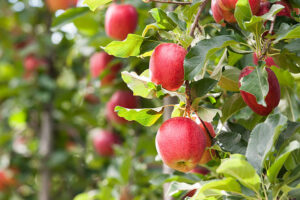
90,52 -> 122,85
156,117 -> 207,172
106,90 -> 138,124
198,121 -> 216,164
149,43 -> 187,91
93,130 -> 120,157
24,55 -> 40,71
46,0 -> 78,12
211,0 -> 224,23
276,1 -> 292,17
105,4 -> 138,40
239,66 -> 280,116
217,0 -> 261,22
253,53 -> 279,68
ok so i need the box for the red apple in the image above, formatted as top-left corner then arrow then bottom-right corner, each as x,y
217,0 -> 261,22
155,117 -> 207,172
253,53 -> 279,68
105,4 -> 138,40
257,1 -> 270,16
0,169 -> 16,191
239,66 -> 280,116
198,121 -> 216,164
106,90 -> 138,124
24,54 -> 40,71
190,166 -> 210,175
93,130 -> 121,157
46,0 -> 78,12
90,52 -> 122,85
182,189 -> 196,199
212,0 -> 224,23
276,1 -> 292,17
149,43 -> 187,91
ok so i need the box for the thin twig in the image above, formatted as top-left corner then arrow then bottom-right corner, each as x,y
143,0 -> 192,5
189,0 -> 210,37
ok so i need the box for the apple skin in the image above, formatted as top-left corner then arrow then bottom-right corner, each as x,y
155,117 -> 207,172
105,4 -> 138,40
253,53 -> 279,68
93,130 -> 121,157
46,0 -> 78,12
211,0 -> 224,23
257,1 -> 270,16
149,43 -> 187,91
24,55 -> 40,71
217,0 -> 261,22
90,52 -> 122,85
0,169 -> 16,191
106,90 -> 138,124
239,66 -> 280,116
198,121 -> 216,164
276,1 -> 292,17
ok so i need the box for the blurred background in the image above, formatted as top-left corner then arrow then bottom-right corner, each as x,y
0,0 -> 171,199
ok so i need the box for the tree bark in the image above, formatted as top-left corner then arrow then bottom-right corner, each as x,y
38,106 -> 53,200
163,96 -> 177,200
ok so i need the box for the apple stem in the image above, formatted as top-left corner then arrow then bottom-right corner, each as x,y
189,0 -> 210,37
185,80 -> 192,117
143,0 -> 192,5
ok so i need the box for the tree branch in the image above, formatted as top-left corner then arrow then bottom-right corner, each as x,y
144,0 -> 192,5
190,0 -> 210,37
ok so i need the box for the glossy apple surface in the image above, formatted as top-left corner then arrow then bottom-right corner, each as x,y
106,90 -> 138,124
105,4 -> 138,40
46,0 -> 78,12
90,52 -> 122,85
198,121 -> 216,164
212,0 -> 224,23
253,53 -> 279,68
93,130 -> 120,157
276,1 -> 292,17
239,66 -> 280,116
155,117 -> 207,172
150,43 -> 187,91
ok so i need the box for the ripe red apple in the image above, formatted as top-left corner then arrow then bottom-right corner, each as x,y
217,0 -> 261,23
46,0 -> 78,12
149,43 -> 187,91
253,53 -> 279,68
93,130 -> 121,157
276,1 -> 292,17
155,117 -> 207,172
257,1 -> 270,16
90,52 -> 122,85
106,90 -> 138,124
190,166 -> 210,175
24,54 -> 41,71
182,189 -> 196,199
212,0 -> 224,23
198,121 -> 216,164
239,66 -> 280,116
0,169 -> 16,191
105,4 -> 138,40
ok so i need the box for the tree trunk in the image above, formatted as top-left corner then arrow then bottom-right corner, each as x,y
38,106 -> 53,200
163,96 -> 177,200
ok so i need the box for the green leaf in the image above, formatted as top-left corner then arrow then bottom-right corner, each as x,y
275,24 -> 300,43
51,7 -> 90,30
280,87 -> 300,122
217,154 -> 261,193
168,182 -> 200,196
103,34 -> 144,58
267,140 -> 300,183
221,93 -> 246,123
167,12 -> 186,31
149,8 -> 177,30
239,67 -> 269,107
191,178 -> 242,200
246,113 -> 288,173
121,71 -> 157,99
284,39 -> 300,56
83,0 -> 112,11
218,68 -> 241,92
120,156 -> 132,183
184,36 -> 237,80
197,106 -> 221,122
234,0 -> 252,30
191,78 -> 218,97
73,13 -> 99,36
114,106 -> 164,126
271,66 -> 295,88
